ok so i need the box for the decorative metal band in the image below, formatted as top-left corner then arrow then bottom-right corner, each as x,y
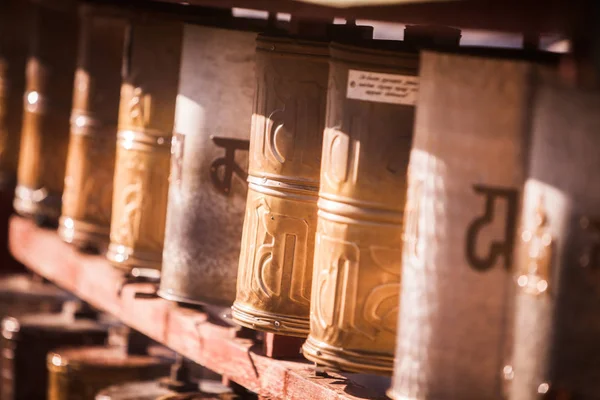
302,335 -> 394,374
69,112 -> 116,137
231,302 -> 309,337
247,175 -> 319,202
317,197 -> 404,225
117,130 -> 171,152
58,217 -> 110,248
13,185 -> 61,219
106,242 -> 162,272
23,90 -> 49,114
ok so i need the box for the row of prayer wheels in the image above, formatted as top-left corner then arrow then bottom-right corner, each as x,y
2,0 -> 600,398
0,274 -> 240,400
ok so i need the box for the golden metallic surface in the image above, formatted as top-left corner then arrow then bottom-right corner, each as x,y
59,6 -> 127,251
47,346 -> 171,400
1,309 -> 109,400
232,34 -> 329,337
0,0 -> 29,190
301,41 -> 419,375
14,0 -> 78,224
106,19 -> 183,272
158,26 -> 255,307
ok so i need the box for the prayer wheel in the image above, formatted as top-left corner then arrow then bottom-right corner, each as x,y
158,25 -> 255,306
302,27 -> 461,375
509,84 -> 600,399
106,16 -> 183,272
0,0 -> 29,190
0,302 -> 109,400
387,49 -> 557,399
14,0 -> 78,225
58,4 -> 127,251
0,274 -> 71,320
47,344 -> 172,400
96,358 -> 235,400
230,31 -> 331,337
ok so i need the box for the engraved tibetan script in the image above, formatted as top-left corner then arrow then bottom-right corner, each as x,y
465,185 -> 519,271
210,136 -> 249,195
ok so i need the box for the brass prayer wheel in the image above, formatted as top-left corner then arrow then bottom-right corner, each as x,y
0,0 -> 29,190
0,303 -> 109,400
231,32 -> 330,337
300,38 -> 420,375
106,17 -> 183,272
158,25 -> 255,306
47,345 -> 172,400
58,5 -> 128,251
509,84 -> 600,399
388,50 -> 557,399
14,0 -> 78,225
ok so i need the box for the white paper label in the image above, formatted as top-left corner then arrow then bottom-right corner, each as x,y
346,69 -> 418,106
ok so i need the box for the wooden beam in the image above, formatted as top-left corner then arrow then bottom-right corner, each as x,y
9,216 -> 390,399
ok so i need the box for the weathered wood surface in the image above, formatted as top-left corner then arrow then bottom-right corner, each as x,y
9,216 -> 389,399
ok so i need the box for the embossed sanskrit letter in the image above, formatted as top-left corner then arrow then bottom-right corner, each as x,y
210,136 -> 249,195
465,185 -> 519,271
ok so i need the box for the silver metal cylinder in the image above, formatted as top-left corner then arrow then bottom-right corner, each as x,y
509,83 -> 600,400
158,25 -> 256,306
389,49 -> 556,400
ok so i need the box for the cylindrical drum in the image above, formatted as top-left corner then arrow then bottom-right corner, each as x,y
1,304 -> 109,400
47,346 -> 172,400
509,84 -> 600,399
388,50 -> 556,399
231,33 -> 330,337
106,18 -> 183,272
0,0 -> 29,190
158,25 -> 255,306
0,274 -> 71,319
300,40 -> 422,375
58,5 -> 127,251
95,379 -> 234,400
14,0 -> 78,225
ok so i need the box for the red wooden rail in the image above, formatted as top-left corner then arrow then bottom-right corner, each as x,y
9,216 -> 390,400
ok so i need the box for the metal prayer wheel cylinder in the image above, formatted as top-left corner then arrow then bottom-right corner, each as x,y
300,40 -> 423,375
509,84 -> 600,399
231,33 -> 330,337
0,304 -> 109,400
388,50 -> 557,399
0,274 -> 71,319
106,17 -> 183,272
47,345 -> 172,400
58,5 -> 127,251
0,0 -> 29,190
158,25 -> 255,306
14,0 -> 78,225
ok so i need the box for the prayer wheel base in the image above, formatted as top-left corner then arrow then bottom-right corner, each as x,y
58,217 -> 109,252
302,335 -> 393,375
385,390 -> 414,400
106,243 -> 161,273
157,290 -> 205,308
13,185 -> 61,226
231,303 -> 309,338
